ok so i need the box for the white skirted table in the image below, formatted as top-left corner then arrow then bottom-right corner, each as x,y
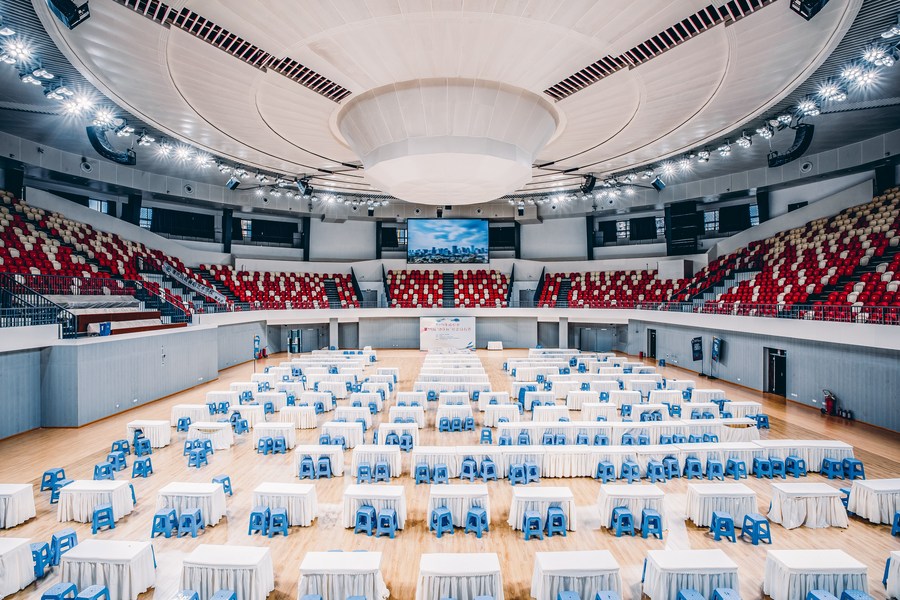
126,420 -> 171,448
389,406 -> 426,428
722,401 -> 763,418
377,423 -> 420,446
508,486 -> 576,531
187,422 -> 234,450
398,392 -> 428,406
60,540 -> 155,600
427,484 -> 490,528
251,482 -> 317,527
581,403 -> 619,422
768,483 -> 848,529
438,392 -> 470,405
294,445 -> 345,477
690,389 -> 727,402
436,405 -> 475,423
412,446 -> 463,478
632,404 -> 674,421
686,483 -> 757,528
608,391 -> 641,408
170,404 -> 209,426
57,480 -> 134,523
598,484 -> 666,530
350,392 -> 385,412
566,390 -> 599,410
533,405 -> 570,422
752,440 -> 855,472
342,485 -> 407,529
416,553 -> 503,600
255,391 -> 288,411
156,482 -> 227,526
648,390 -> 683,405
523,391 -> 556,410
279,406 -> 318,429
206,391 -> 239,405
351,445 -> 403,477
0,537 -> 35,598
229,405 -> 265,428
763,549 -> 868,600
886,551 -> 900,600
322,421 -> 366,449
676,442 -> 763,472
478,392 -> 510,411
253,422 -> 297,449
334,406 -> 374,429
300,391 -> 334,410
642,549 -> 739,600
298,551 -> 389,600
847,478 -> 900,524
531,550 -> 622,600
181,544 -> 274,600
317,381 -> 349,400
0,484 -> 35,529
483,404 -> 521,427
666,379 -> 696,391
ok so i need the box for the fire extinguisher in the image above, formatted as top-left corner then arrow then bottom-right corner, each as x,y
821,389 -> 836,416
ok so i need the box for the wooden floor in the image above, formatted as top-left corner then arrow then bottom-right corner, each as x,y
1,349 -> 898,600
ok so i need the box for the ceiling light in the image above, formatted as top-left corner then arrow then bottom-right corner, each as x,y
92,108 -> 116,127
641,169 -> 655,180
285,191 -> 295,199
216,162 -> 231,173
862,43 -> 897,67
660,162 -> 676,177
44,88 -> 64,100
0,17 -> 15,36
255,172 -> 269,184
54,85 -> 73,97
882,16 -> 900,39
233,168 -> 247,177
717,141 -> 732,157
677,156 -> 692,172
156,140 -> 173,157
3,39 -> 30,61
840,62 -> 878,88
115,125 -> 134,137
194,154 -> 212,168
796,97 -> 820,117
777,114 -> 793,125
817,79 -> 847,102
136,132 -> 155,146
174,146 -> 193,161
254,188 -> 264,197
736,132 -> 752,149
18,72 -> 41,86
756,124 -> 774,139
697,148 -> 710,163
271,189 -> 282,198
624,186 -> 636,196
623,173 -> 636,183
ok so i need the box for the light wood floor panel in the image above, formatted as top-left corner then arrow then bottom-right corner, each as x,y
1,349 -> 898,600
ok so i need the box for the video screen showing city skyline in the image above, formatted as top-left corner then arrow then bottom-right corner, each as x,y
407,219 -> 489,264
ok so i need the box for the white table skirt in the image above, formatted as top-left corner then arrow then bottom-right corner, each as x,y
598,484 -> 666,530
322,421 -> 365,448
643,550 -> 739,600
182,545 -> 274,600
253,423 -> 297,449
300,391 -> 334,409
666,379 -> 696,391
335,406 -> 374,428
294,445 -> 346,477
763,549 -> 868,600
187,422 -> 234,450
229,405 -> 265,428
377,423 -> 420,446
126,420 -> 171,448
686,483 -> 757,528
252,482 -> 317,526
723,401 -> 763,418
847,478 -> 900,524
389,406 -> 426,428
566,390 -> 599,410
398,392 -> 428,406
157,483 -> 227,526
0,484 -> 35,529
531,551 -> 621,600
439,392 -> 471,405
342,485 -> 407,529
648,390 -> 683,405
58,480 -> 134,523
60,540 -> 155,600
206,390 -> 239,405
279,382 -> 307,397
230,382 -> 257,394
170,404 -> 209,426
508,487 -> 576,531
478,392 -> 510,411
255,391 -> 287,411
533,406 -> 570,422
279,406 -> 318,429
318,381 -> 349,399
416,553 -> 503,600
412,447 -> 463,477
483,405 -> 521,427
548,381 -> 581,400
589,381 -> 620,394
0,538 -> 35,598
436,405 -> 474,423
886,551 -> 900,600
351,445 -> 403,477
768,483 -> 849,529
676,442 -> 763,469
581,403 -> 619,422
298,551 -> 389,600
690,389 -> 727,402
427,484 -> 490,527
632,404 -> 675,421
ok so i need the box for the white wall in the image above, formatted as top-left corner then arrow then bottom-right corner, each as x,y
769,171 -> 874,218
520,217 -> 587,260
308,220 -> 377,261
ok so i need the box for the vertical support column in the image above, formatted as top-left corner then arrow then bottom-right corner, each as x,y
222,208 -> 233,254
301,216 -> 311,261
558,317 -> 568,349
756,190 -> 770,223
123,193 -> 141,225
329,318 -> 339,349
585,216 -> 594,260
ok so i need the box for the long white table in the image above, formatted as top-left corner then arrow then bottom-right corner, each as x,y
648,390 -> 683,405
436,405 -> 474,423
566,390 -> 599,410
126,420 -> 171,448
847,478 -> 900,524
691,389 -> 727,402
768,483 -> 849,529
427,484 -> 490,528
478,391 -> 511,411
686,483 -> 757,528
533,405 -> 570,422
61,540 -> 155,600
229,405 -> 265,427
722,401 -> 763,418
187,421 -> 234,450
580,403 -> 619,422
389,405 -> 426,427
181,544 -> 274,600
156,482 -> 227,526
252,482 -> 317,526
335,406 -> 374,428
253,422 -> 297,449
170,404 -> 209,426
508,486 -> 576,531
342,484 -> 407,529
676,442 -> 763,472
763,549 -> 868,600
255,391 -> 288,411
752,439 -> 855,472
377,422 -> 420,446
351,445 -> 403,477
57,480 -> 134,523
416,553 -> 503,600
438,392 -> 470,405
0,538 -> 35,598
298,551 -> 389,600
322,421 -> 365,448
483,404 -> 521,427
279,405 -> 318,429
643,549 -> 739,600
597,484 -> 666,530
0,484 -> 35,529
531,550 -> 621,600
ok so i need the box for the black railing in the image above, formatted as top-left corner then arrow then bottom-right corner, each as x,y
0,273 -> 76,337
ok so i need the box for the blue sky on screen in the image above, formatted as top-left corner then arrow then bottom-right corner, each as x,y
408,219 -> 487,251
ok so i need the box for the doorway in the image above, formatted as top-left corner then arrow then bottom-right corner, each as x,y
647,329 -> 657,359
766,348 -> 786,396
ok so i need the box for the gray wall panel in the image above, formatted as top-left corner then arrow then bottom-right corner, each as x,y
537,322 -> 559,348
358,318 -> 421,348
0,349 -> 42,438
475,317 -> 537,349
218,321 -> 268,370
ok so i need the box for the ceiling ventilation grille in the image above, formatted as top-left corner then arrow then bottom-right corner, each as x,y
544,0 -> 777,101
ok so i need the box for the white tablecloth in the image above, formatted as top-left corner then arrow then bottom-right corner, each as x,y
279,406 -> 318,429
255,391 -> 287,411
847,478 -> 900,524
763,549 -> 868,600
608,390 -> 642,407
294,445 -> 346,476
298,551 -> 389,600
676,442 -> 763,469
589,381 -> 620,394
439,392 -> 471,405
170,404 -> 209,426
253,422 -> 297,449
533,405 -> 570,422
126,420 -> 171,448
57,480 -> 134,523
322,421 -> 365,448
598,484 -> 666,530
427,484 -> 490,527
352,445 -> 403,477
377,422 -> 420,446
335,406 -> 374,428
412,446 -> 463,477
580,403 -> 619,422
252,482 -> 317,526
157,482 -> 227,526
342,484 -> 406,529
300,391 -> 334,410
531,551 -> 621,600
389,405 -> 426,427
187,421 -> 234,450
566,390 -> 599,410
398,391 -> 428,406
508,486 -> 576,531
648,390 -> 683,405
626,379 -> 659,397
523,391 -> 555,410
206,390 -> 239,406
60,539 -> 155,600
478,392 -> 511,411
229,405 -> 265,427
690,389 -> 727,402
182,544 -> 274,600
483,404 -> 521,427
886,551 -> 900,600
436,405 -> 474,423
686,483 -> 757,528
643,549 -> 739,600
768,483 -> 849,529
229,382 -> 257,395
0,484 -> 35,529
723,401 -> 763,418
0,538 -> 35,597
666,379 -> 696,391
416,553 -> 503,600
632,403 -> 674,421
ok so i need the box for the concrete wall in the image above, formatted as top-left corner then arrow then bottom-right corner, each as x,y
217,321 -> 270,370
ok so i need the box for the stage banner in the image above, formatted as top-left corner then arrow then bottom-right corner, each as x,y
420,317 -> 476,351
691,336 -> 704,362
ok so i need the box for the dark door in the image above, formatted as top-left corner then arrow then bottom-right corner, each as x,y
766,348 -> 786,396
647,329 -> 657,359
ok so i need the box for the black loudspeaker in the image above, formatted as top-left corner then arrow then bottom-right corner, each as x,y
768,124 -> 815,168
436,208 -> 443,218
580,175 -> 596,195
225,177 -> 240,191
367,208 -> 375,217
295,179 -> 309,195
651,177 -> 666,191
790,0 -> 830,20
85,126 -> 136,165
517,207 -> 525,217
47,0 -> 90,29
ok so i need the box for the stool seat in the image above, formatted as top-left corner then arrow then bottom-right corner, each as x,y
523,510 -> 544,540
75,585 -> 110,600
806,592 -> 839,600
91,504 -> 115,534
41,582 -> 78,600
677,590 -> 705,600
375,508 -> 398,538
713,588 -> 741,600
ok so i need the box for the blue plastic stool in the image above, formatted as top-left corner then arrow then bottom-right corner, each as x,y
594,593 -> 621,600
177,592 -> 200,600
465,506 -> 489,538
272,437 -> 287,454
374,461 -> 391,483
93,462 -> 115,480
786,456 -> 807,477
753,457 -> 772,479
41,582 -> 77,600
594,435 -> 610,446
518,431 -> 531,445
712,588 -> 741,600
316,456 -> 333,479
212,475 -> 233,496
257,437 -> 274,455
210,591 -> 237,600
702,434 -> 719,443
706,459 -> 725,481
40,468 -> 66,492
268,507 -> 289,538
178,507 -> 204,538
176,417 -> 191,432
842,458 -> 865,480
50,528 -> 78,565
439,417 -> 451,432
433,463 -> 449,484
611,506 -> 634,537
151,508 -> 178,538
621,461 -> 640,484
523,510 -> 544,540
91,504 -> 115,534
576,433 -> 590,445
188,449 -> 208,468
399,433 -> 414,452
357,463 -> 373,484
430,506 -> 454,538
298,457 -> 317,480
621,433 -> 635,446
111,439 -> 131,455
642,508 -> 663,540
499,435 -> 512,446
711,511 -> 736,542
132,457 -> 153,478
134,438 -> 152,457
31,541 -> 51,579
248,506 -> 270,536
725,459 -> 747,480
460,458 -> 478,482
479,429 -> 493,444
595,461 -> 615,483
375,508 -> 398,538
892,511 -> 900,536
806,592 -> 839,600
524,462 -> 540,483
740,513 -> 772,545
75,585 -> 110,600
770,457 -> 787,479
663,457 -> 681,479
354,505 -> 376,536
821,457 -> 845,480
839,591 -> 873,600
676,590 -> 705,600
647,461 -> 666,483
414,463 -> 431,484
755,414 -> 770,429
545,506 -> 567,537
481,459 -> 498,482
